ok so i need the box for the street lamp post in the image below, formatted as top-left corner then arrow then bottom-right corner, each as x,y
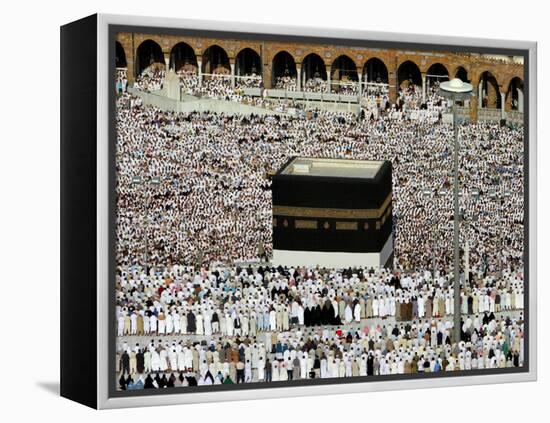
438,78 -> 473,345
422,189 -> 437,279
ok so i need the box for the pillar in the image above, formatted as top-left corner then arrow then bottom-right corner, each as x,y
327,66 -> 331,93
263,62 -> 272,89
358,73 -> 362,96
500,92 -> 506,119
505,90 -> 513,112
197,59 -> 203,86
296,65 -> 302,91
487,83 -> 497,108
469,90 -> 478,123
388,71 -> 397,104
421,73 -> 427,103
164,53 -> 170,71
478,83 -> 483,109
126,55 -> 135,85
230,62 -> 236,88
518,88 -> 524,113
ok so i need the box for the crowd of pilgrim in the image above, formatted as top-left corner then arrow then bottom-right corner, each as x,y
113,63 -> 525,389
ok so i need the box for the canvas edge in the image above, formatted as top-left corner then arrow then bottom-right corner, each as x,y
95,13 -> 537,409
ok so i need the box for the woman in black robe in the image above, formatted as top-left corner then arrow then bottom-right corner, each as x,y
320,300 -> 331,325
144,374 -> 155,389
136,350 -> 144,374
154,373 -> 162,388
513,352 -> 520,367
167,373 -> 176,387
367,354 -> 374,376
121,351 -> 130,375
313,304 -> 322,326
304,306 -> 312,327
118,374 -> 127,390
125,374 -> 134,387
280,285 -> 289,299
187,311 -> 196,333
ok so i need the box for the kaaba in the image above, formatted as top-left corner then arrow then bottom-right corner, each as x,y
272,157 -> 393,268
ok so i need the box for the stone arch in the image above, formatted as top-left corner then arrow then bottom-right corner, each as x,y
135,39 -> 164,76
506,77 -> 524,111
454,66 -> 469,83
504,74 -> 524,91
169,42 -> 197,72
479,71 -> 501,109
363,57 -> 388,83
426,63 -> 449,80
235,47 -> 262,77
397,60 -> 422,89
115,41 -> 127,68
425,62 -> 449,94
331,55 -> 358,81
302,53 -> 327,81
202,45 -> 230,75
272,50 -> 297,86
331,55 -> 358,93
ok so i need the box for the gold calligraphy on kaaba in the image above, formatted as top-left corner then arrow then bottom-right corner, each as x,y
294,220 -> 318,229
335,221 -> 358,230
273,192 -> 392,220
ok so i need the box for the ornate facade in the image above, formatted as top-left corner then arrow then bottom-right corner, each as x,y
115,32 -> 525,122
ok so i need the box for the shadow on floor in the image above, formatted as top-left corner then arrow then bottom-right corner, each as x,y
36,381 -> 60,396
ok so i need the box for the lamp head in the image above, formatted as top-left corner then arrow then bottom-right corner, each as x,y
440,78 -> 473,93
438,78 -> 474,101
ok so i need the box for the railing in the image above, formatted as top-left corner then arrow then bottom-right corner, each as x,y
444,107 -> 524,125
456,107 -> 471,120
242,87 -> 360,104
454,52 -> 524,65
507,110 -> 524,124
478,108 -> 502,122
128,86 -> 286,116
